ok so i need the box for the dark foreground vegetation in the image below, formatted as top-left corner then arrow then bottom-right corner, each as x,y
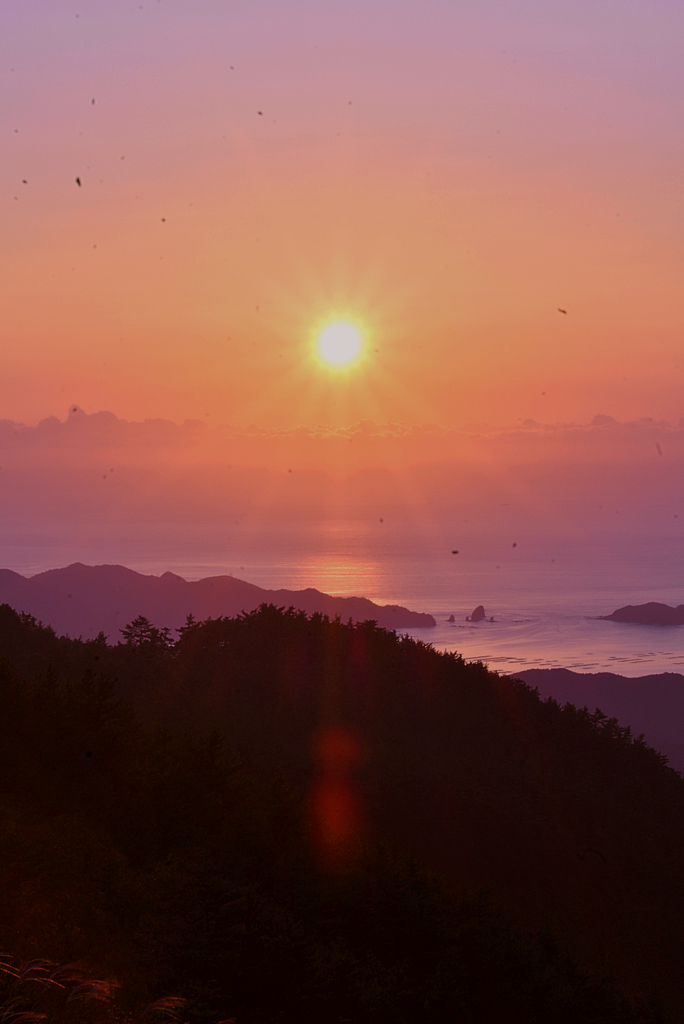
0,603 -> 682,1023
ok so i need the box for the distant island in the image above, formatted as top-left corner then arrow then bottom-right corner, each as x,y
0,562 -> 435,639
465,604 -> 495,623
600,602 -> 684,626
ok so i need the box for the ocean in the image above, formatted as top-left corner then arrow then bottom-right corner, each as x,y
80,545 -> 683,679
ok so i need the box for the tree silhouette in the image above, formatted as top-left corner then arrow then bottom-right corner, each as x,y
120,616 -> 172,649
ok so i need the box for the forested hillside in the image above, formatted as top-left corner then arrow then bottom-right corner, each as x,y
0,602 -> 680,1023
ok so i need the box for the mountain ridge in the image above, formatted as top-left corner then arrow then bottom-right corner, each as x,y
513,666 -> 684,771
0,562 -> 435,639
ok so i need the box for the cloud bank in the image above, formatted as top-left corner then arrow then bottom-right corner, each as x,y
3,406 -> 683,464
1,408 -> 682,576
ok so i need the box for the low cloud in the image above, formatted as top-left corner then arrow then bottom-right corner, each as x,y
2,407 -> 683,468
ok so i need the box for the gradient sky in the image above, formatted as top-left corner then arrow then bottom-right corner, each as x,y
3,0 -> 683,430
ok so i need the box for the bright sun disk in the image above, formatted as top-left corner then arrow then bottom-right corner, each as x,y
317,323 -> 363,366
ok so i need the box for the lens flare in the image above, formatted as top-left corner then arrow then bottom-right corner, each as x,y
310,727 -> 363,871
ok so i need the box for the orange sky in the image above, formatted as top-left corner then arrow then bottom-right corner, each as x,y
1,409 -> 682,569
2,0 -> 684,430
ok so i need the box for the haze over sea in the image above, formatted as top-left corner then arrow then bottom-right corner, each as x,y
3,411 -> 683,677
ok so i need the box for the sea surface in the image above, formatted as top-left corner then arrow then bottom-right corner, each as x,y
58,547 -> 682,679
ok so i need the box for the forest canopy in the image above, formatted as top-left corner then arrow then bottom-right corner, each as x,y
0,602 -> 680,1023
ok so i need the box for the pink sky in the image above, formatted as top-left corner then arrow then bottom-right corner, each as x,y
2,2 -> 683,585
2,0 -> 683,430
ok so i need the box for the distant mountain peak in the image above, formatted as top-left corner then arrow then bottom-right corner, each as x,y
0,563 -> 435,639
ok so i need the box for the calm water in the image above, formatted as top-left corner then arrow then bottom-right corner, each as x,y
102,548 -> 684,678
6,531 -> 683,676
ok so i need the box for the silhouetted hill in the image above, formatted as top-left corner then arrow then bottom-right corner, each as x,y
2,602 -> 683,1018
0,562 -> 435,638
600,602 -> 684,625
513,667 -> 684,773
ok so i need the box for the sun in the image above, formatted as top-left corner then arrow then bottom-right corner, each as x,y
316,322 -> 363,367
